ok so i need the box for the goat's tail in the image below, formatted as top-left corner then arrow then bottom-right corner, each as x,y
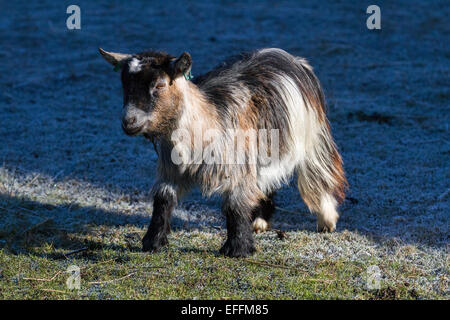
295,127 -> 347,232
293,56 -> 348,231
296,133 -> 347,207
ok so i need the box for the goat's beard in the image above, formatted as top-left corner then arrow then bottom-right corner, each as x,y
143,129 -> 163,142
143,133 -> 154,140
143,132 -> 160,154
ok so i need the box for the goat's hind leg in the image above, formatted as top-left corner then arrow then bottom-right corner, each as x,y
316,193 -> 339,232
251,192 -> 275,233
297,169 -> 341,233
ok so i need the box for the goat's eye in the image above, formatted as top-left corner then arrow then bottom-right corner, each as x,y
155,82 -> 166,89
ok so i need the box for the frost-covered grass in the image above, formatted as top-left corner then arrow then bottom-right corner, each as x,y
0,214 -> 447,299
0,167 -> 448,299
0,0 -> 448,299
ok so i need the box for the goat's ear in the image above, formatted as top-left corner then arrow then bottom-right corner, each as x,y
170,52 -> 192,80
99,48 -> 132,68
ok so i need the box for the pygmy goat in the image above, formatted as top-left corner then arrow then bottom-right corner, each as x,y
99,47 -> 347,257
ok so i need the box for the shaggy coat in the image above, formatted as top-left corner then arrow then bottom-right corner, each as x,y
99,47 -> 347,257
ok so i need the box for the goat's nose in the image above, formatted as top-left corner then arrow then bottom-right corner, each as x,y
123,116 -> 136,126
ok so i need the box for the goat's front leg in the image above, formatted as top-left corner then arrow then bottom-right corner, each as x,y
219,199 -> 256,258
142,182 -> 177,252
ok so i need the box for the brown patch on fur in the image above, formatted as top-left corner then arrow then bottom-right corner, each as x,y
250,94 -> 270,130
236,99 -> 260,169
323,119 -> 348,205
147,76 -> 183,137
248,94 -> 281,156
314,98 -> 326,123
304,87 -> 326,123
297,173 -> 321,212
299,65 -> 327,123
238,98 -> 259,131
331,147 -> 347,204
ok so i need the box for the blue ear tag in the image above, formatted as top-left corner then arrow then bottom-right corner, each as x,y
183,71 -> 194,80
114,64 -> 121,72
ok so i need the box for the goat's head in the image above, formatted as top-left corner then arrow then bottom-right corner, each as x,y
99,48 -> 192,137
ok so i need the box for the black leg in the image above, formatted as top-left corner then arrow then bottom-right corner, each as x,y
219,201 -> 256,258
251,192 -> 275,224
142,187 -> 176,252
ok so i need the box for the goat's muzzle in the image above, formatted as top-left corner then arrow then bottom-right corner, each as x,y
122,117 -> 143,136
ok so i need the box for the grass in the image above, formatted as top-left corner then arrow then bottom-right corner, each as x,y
0,217 -> 447,299
0,167 -> 448,300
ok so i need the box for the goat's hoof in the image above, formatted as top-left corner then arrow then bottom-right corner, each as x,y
142,235 -> 168,252
252,217 -> 269,233
316,219 -> 336,233
219,240 -> 256,258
